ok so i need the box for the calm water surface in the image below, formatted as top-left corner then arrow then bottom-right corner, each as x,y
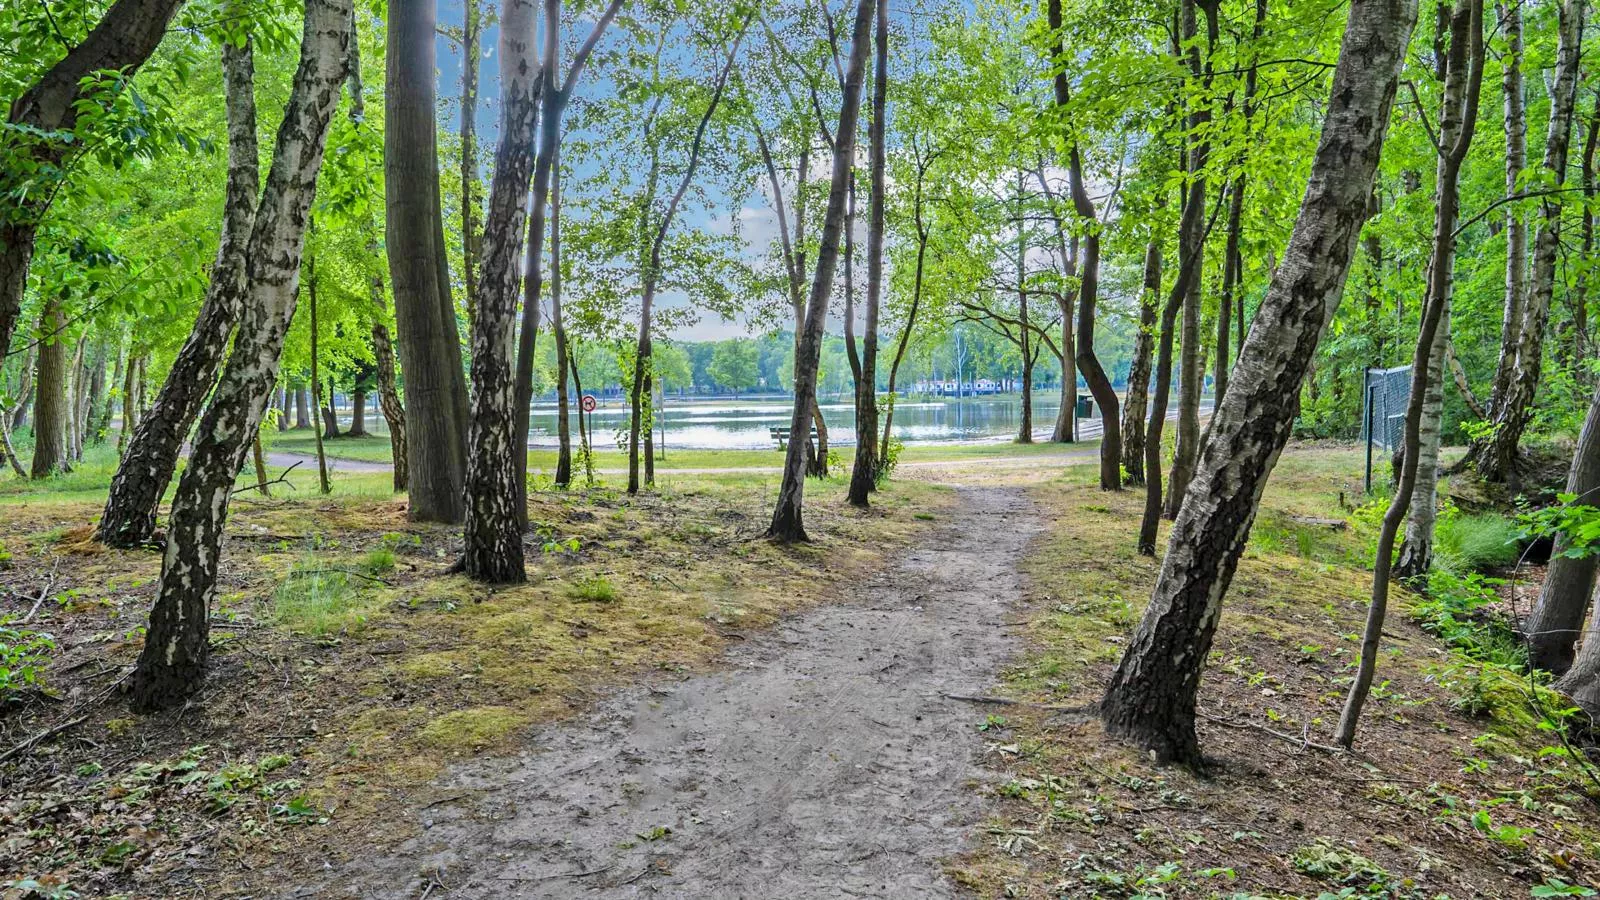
526,397 -> 1090,450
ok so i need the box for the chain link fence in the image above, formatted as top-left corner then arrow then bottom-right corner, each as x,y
1361,365 -> 1412,493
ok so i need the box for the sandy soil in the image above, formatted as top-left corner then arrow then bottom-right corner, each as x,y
296,486 -> 1041,898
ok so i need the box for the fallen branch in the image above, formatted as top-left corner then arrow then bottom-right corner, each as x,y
230,460 -> 301,496
1197,710 -> 1347,755
0,715 -> 90,766
20,559 -> 60,624
941,693 -> 1095,715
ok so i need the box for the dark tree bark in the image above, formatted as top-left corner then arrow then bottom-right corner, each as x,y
131,0 -> 352,711
29,299 -> 67,479
1122,240 -> 1161,485
367,262 -> 407,491
880,146 -> 932,463
1525,380 -> 1600,672
1,0 -> 186,360
1474,0 -> 1585,483
1046,0 -> 1116,485
12,347 -> 34,432
1164,0 -> 1218,518
767,0 -> 874,542
459,0 -> 482,330
847,0 -> 887,507
1101,0 -> 1418,766
385,0 -> 469,524
1215,0 -> 1267,407
99,39 -> 258,547
293,387 -> 311,428
552,157 -> 573,488
309,260 -> 332,494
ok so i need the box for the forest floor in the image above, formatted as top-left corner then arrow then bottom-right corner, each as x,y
2,442 -> 1598,898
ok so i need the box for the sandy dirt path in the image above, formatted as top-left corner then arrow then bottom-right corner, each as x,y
302,486 -> 1041,898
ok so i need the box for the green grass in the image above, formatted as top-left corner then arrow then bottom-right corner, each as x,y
1434,512 -> 1522,575
271,553 -> 386,635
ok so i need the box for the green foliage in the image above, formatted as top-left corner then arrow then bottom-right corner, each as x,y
0,625 -> 56,699
567,576 -> 618,603
1412,569 -> 1524,669
1519,493 -> 1600,561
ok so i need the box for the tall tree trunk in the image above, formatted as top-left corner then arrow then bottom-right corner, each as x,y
463,0 -> 547,583
630,26 -> 745,496
848,0 -> 887,507
1122,240 -> 1161,485
552,157 -> 573,488
294,387 -> 311,428
309,257 -> 332,494
277,386 -> 289,431
513,0 -> 622,518
386,0 -> 469,524
1485,0 -> 1526,430
1047,4 -> 1119,489
1101,0 -> 1417,766
368,263 -> 408,491
1214,0 -> 1267,408
767,0 -> 874,542
1524,379 -> 1600,672
116,352 -> 136,455
12,347 -> 34,432
29,299 -> 67,479
1474,0 -> 1585,483
0,0 -> 186,360
99,39 -> 258,547
1339,2 -> 1481,749
130,0 -> 352,711
459,0 -> 482,331
1395,1 -> 1484,582
1165,0 -> 1217,516
348,387 -> 369,436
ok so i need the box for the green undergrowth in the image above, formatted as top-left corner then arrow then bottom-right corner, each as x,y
954,445 -> 1600,900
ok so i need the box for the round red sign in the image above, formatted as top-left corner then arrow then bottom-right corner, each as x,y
580,394 -> 598,413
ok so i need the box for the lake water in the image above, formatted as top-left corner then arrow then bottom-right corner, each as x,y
527,396 -> 1094,450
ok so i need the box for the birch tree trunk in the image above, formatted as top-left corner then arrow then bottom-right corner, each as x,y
1524,379 -> 1600,673
462,0 -> 544,583
1485,0 -> 1526,431
1474,0 -> 1585,483
848,0 -> 888,507
386,0 -> 469,524
459,0 -> 482,331
768,0 -> 874,542
552,159 -> 574,488
1395,1 -> 1484,581
131,0 -> 352,711
99,39 -> 258,548
1101,0 -> 1418,766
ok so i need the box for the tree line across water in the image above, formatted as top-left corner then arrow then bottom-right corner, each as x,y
3,0 -> 1600,764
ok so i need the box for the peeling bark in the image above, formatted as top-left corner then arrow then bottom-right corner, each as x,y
131,0 -> 353,712
99,39 -> 258,548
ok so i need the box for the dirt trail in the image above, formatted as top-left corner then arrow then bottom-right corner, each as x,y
304,486 -> 1041,898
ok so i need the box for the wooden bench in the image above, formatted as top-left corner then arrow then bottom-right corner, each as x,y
770,427 -> 819,450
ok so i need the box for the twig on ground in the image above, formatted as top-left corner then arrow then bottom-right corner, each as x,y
0,715 -> 90,765
1196,710 -> 1347,755
20,558 -> 60,624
